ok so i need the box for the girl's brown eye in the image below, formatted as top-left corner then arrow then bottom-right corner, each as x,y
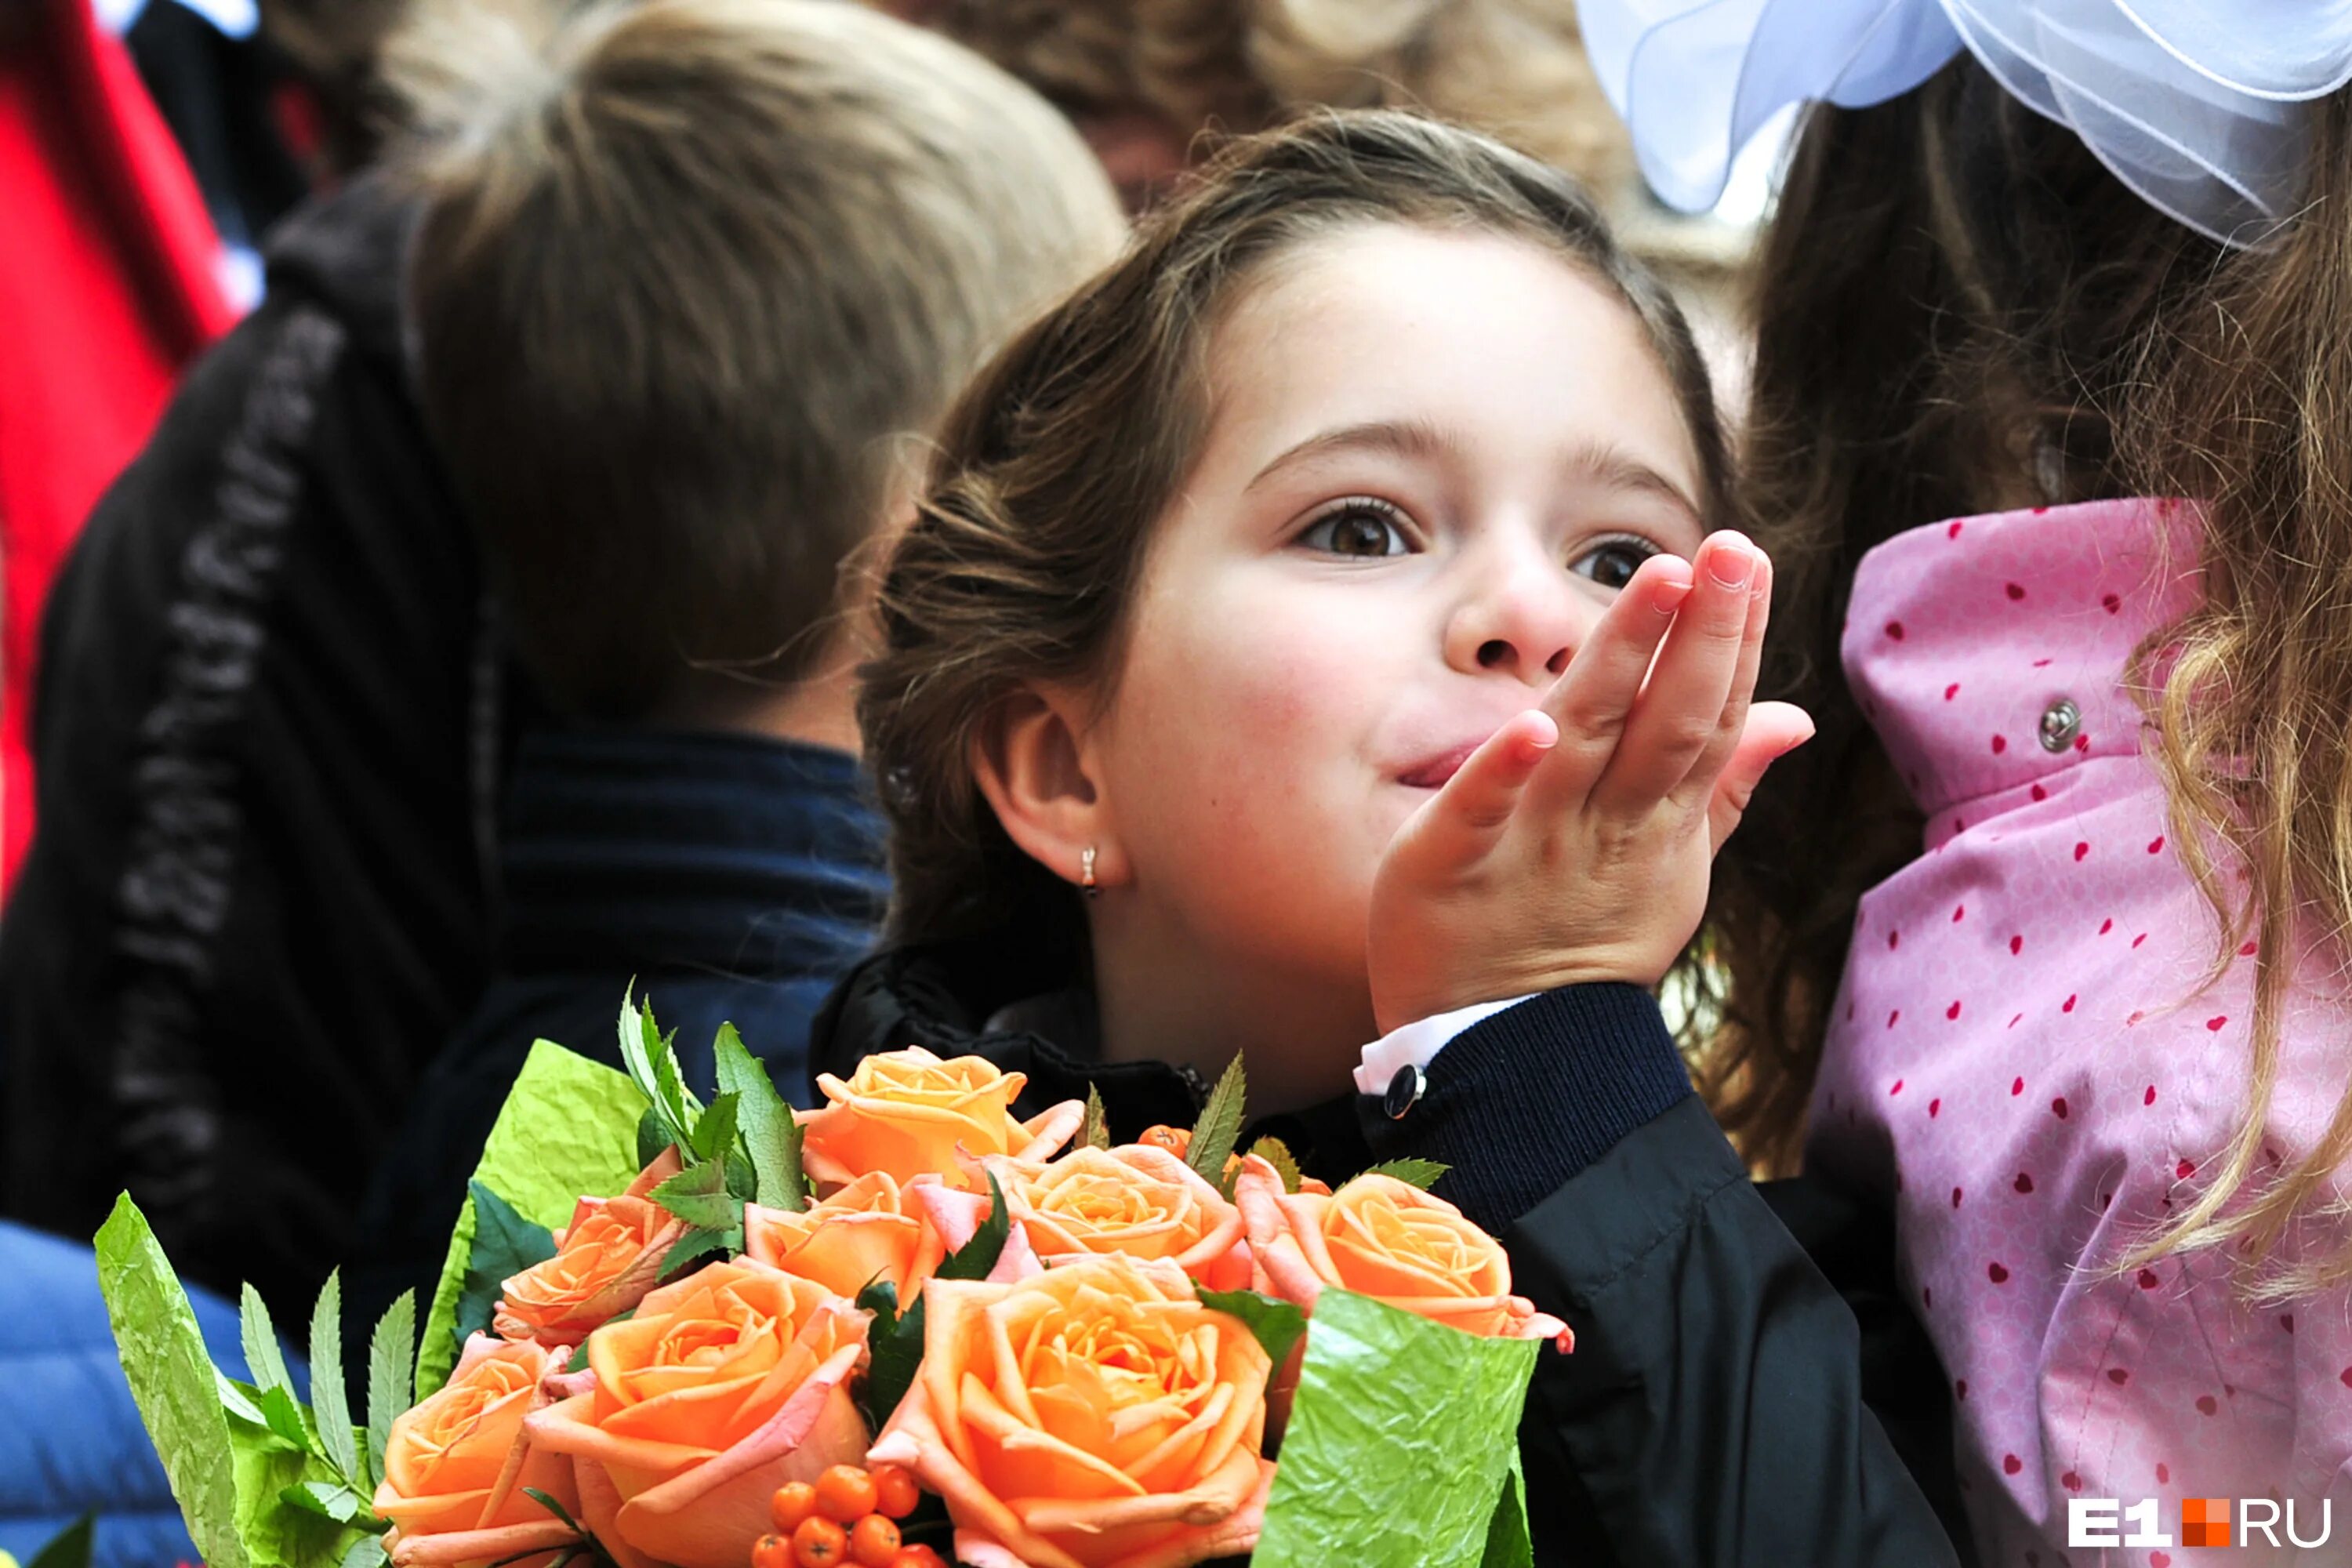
1299,502 -> 1410,558
1571,536 -> 1663,590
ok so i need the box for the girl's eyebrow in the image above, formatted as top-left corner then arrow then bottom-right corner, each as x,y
1245,418 -> 1457,492
1246,421 -> 1701,525
1563,437 -> 1702,526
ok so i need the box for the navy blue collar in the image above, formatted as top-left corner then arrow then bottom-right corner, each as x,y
496,728 -> 887,978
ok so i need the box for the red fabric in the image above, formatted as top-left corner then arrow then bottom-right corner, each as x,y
0,0 -> 233,895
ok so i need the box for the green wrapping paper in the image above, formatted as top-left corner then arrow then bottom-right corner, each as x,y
1252,1288 -> 1541,1568
414,1039 -> 648,1393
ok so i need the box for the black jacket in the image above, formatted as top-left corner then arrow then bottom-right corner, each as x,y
350,727 -> 889,1323
0,176 -> 509,1312
811,936 -> 1972,1567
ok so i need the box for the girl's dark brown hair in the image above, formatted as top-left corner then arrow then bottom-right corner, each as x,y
1708,57 -> 2352,1294
862,107 -> 1728,970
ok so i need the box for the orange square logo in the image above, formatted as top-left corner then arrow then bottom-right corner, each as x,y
2183,1497 -> 2232,1548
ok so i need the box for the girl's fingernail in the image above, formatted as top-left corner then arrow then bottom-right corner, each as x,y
1653,577 -> 1693,613
1708,543 -> 1755,588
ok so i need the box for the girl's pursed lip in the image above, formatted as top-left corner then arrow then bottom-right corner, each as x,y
1397,739 -> 1484,789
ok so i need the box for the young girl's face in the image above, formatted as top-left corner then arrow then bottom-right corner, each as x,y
1080,224 -> 1709,1073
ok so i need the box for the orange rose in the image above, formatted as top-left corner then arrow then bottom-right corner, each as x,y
524,1259 -> 870,1568
374,1334 -> 577,1568
1233,1157 -> 1570,1347
867,1254 -> 1273,1568
495,1150 -> 688,1346
916,1145 -> 1252,1290
743,1170 -> 947,1302
799,1047 -> 1083,1189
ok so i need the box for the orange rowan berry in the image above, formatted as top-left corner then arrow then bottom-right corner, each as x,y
771,1483 -> 818,1534
791,1516 -> 848,1568
869,1465 -> 920,1520
886,1549 -> 946,1568
814,1465 -> 879,1524
751,1534 -> 793,1568
848,1515 -> 901,1567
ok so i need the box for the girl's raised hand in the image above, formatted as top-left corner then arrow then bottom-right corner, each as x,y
1367,533 -> 1812,1033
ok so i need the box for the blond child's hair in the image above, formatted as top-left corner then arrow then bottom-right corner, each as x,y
929,0 -> 1632,194
388,0 -> 1123,720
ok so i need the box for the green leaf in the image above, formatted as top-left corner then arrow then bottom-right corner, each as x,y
1478,1450 -> 1533,1568
241,1283 -> 295,1399
307,1271 -> 358,1482
1196,1288 -> 1307,1385
861,1295 -> 926,1432
277,1482 -> 379,1530
651,1160 -> 743,1232
224,1416 -> 348,1568
1359,1159 -> 1449,1192
657,1223 -> 735,1278
856,1181 -> 1015,1433
96,1196 -> 248,1568
254,1384 -> 313,1453
418,1039 -> 647,1396
635,1107 -> 670,1171
27,1516 -> 93,1568
713,1022 -> 807,1213
523,1486 -> 588,1537
934,1171 -> 1011,1283
365,1290 -> 416,1485
453,1181 -> 559,1346
1082,1085 -> 1110,1152
217,1368 -> 269,1427
338,1538 -> 390,1568
1252,1290 -> 1540,1568
1247,1137 -> 1303,1194
1185,1054 -> 1247,1192
616,993 -> 702,1157
688,1091 -> 739,1166
855,1279 -> 900,1327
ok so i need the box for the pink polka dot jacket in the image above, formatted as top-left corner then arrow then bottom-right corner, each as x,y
1809,499 -> 2352,1566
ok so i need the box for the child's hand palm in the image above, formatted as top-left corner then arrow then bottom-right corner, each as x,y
1367,539 -> 1811,1034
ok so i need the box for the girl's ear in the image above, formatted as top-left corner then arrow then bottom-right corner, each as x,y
970,687 -> 1123,893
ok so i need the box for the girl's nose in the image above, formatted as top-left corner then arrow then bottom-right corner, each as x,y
1444,548 -> 1588,688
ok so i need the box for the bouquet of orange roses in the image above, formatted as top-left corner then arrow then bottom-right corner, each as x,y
97,999 -> 1567,1568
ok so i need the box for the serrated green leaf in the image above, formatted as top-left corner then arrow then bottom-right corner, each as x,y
338,1537 -> 390,1568
241,1283 -> 294,1399
307,1271 -> 358,1481
688,1091 -> 739,1165
861,1294 -> 926,1432
254,1383 -> 312,1453
27,1515 -> 93,1568
365,1290 -> 415,1485
713,1023 -> 806,1213
453,1181 -> 558,1346
618,994 -> 703,1159
218,1369 -> 268,1427
1082,1085 -> 1110,1151
1247,1137 -> 1304,1194
657,1222 -> 735,1277
1359,1159 -> 1449,1192
278,1481 -> 377,1530
1196,1287 -> 1308,1386
1251,1290 -> 1538,1568
651,1160 -> 742,1232
1185,1054 -> 1247,1191
417,1040 -> 645,1396
935,1171 -> 1011,1283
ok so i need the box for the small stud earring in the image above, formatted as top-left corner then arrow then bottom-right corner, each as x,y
1080,845 -> 1099,898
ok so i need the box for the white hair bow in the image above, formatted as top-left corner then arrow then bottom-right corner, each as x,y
1579,0 -> 2352,245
